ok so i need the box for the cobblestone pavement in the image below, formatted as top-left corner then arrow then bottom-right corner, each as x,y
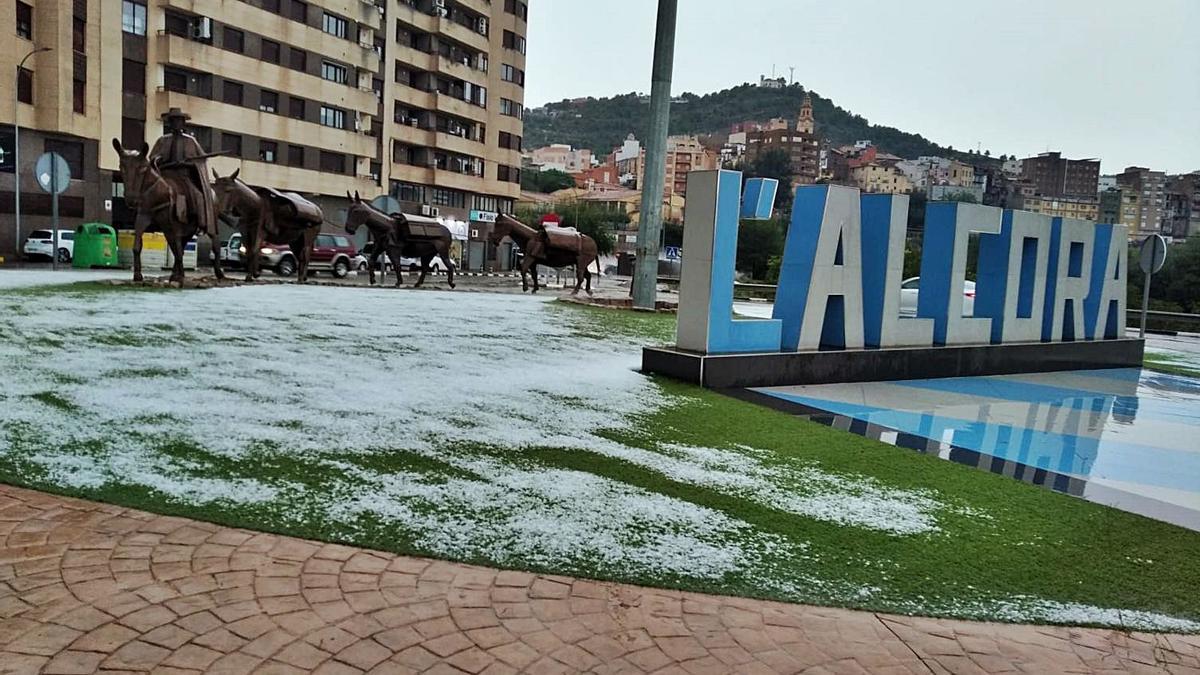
0,486 -> 1197,674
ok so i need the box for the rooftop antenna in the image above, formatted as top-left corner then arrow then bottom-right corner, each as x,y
771,64 -> 776,78
789,66 -> 795,85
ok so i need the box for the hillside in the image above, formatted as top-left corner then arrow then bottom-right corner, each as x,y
525,83 -> 990,163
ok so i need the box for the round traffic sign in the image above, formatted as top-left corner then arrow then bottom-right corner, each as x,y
34,152 -> 71,195
1139,234 -> 1167,276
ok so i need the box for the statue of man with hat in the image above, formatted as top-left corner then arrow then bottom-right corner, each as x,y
148,107 -> 219,235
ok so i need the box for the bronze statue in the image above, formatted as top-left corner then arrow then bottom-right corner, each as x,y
489,215 -> 599,296
212,168 -> 322,283
344,192 -> 456,289
111,141 -> 226,284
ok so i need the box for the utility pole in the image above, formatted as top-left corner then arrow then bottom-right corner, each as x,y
13,47 -> 51,258
631,0 -> 678,310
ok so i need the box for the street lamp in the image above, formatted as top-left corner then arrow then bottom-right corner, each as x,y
13,46 -> 52,259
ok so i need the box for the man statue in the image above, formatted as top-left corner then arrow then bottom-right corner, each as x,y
148,107 -> 218,234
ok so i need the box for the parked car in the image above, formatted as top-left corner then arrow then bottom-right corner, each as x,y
220,233 -> 357,277
397,256 -> 449,273
899,277 -> 976,317
23,229 -> 75,262
354,242 -> 392,272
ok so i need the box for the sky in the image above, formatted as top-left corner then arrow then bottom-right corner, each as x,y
525,0 -> 1200,174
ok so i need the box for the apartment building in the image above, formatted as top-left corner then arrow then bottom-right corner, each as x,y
744,93 -> 819,185
1,0 -> 528,265
1020,152 -> 1100,198
1011,194 -> 1099,222
850,162 -> 912,195
664,135 -> 717,198
527,144 -> 591,173
1115,166 -> 1167,236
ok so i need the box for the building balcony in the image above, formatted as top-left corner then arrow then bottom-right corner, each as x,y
435,54 -> 488,88
393,2 -> 438,31
155,89 -> 377,158
436,15 -> 490,54
433,92 -> 488,124
392,44 -> 438,73
161,0 -> 381,52
156,33 -> 379,115
209,156 -> 376,197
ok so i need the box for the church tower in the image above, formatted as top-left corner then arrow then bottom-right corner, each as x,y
797,93 -> 815,134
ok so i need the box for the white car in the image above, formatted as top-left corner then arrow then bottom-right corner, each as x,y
397,256 -> 449,273
899,277 -> 976,317
23,229 -> 75,262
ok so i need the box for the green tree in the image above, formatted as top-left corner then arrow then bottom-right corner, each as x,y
514,202 -> 623,256
736,217 -> 785,280
1155,237 -> 1200,313
521,169 -> 576,194
744,148 -> 794,212
939,190 -> 978,204
662,220 -> 684,248
907,190 -> 927,234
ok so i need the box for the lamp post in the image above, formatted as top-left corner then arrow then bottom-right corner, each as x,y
13,46 -> 52,259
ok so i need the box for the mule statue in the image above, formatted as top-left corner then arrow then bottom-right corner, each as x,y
212,169 -> 323,283
112,136 -> 225,285
344,192 -> 456,289
488,214 -> 599,295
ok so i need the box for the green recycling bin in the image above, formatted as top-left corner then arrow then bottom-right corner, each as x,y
72,223 -> 119,269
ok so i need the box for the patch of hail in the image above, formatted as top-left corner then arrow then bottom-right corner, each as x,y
0,269 -> 126,289
917,596 -> 1200,633
0,284 -> 960,585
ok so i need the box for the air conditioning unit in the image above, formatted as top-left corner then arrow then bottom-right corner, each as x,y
477,18 -> 488,33
408,117 -> 419,126
191,17 -> 212,39
421,205 -> 439,217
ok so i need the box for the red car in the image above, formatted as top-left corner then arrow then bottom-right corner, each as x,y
220,232 -> 358,278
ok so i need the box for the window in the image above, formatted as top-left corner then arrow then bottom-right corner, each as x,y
221,133 -> 242,157
44,139 -> 83,178
164,68 -> 187,93
290,0 -> 307,23
498,131 -> 521,151
430,188 -> 465,208
121,1 -> 147,35
222,81 -> 244,106
322,12 -> 348,38
120,117 -> 144,149
504,0 -> 528,20
261,39 -> 280,64
289,48 -> 307,72
287,145 -> 304,167
223,27 -> 244,53
500,64 -> 524,86
73,80 -> 85,114
259,90 -> 278,113
498,165 -> 520,184
321,61 -> 347,84
288,96 -> 306,120
319,151 -> 346,174
16,1 -> 32,39
261,0 -> 280,12
499,98 -> 522,119
502,30 -> 525,54
16,67 -> 32,105
73,17 -> 86,53
319,106 -> 345,129
259,140 -> 277,163
391,181 -> 426,204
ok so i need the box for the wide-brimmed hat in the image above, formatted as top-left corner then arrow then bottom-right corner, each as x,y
160,107 -> 191,121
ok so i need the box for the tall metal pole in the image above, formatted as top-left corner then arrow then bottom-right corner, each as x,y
631,0 -> 678,310
13,47 -> 51,260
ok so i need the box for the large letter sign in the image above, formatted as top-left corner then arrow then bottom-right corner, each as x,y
674,177 -> 1129,355
676,171 -> 782,353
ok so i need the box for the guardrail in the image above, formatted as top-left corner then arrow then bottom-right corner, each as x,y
656,277 -> 1200,333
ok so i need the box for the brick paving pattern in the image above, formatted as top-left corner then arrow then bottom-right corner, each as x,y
0,485 -> 1196,674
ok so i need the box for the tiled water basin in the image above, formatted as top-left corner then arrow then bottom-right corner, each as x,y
752,368 -> 1200,531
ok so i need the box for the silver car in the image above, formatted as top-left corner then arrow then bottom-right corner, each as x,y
899,277 -> 976,317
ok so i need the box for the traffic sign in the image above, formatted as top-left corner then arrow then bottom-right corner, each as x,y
34,152 -> 70,195
664,246 -> 682,260
1139,234 -> 1167,276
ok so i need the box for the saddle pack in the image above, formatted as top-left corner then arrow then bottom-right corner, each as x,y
255,186 -> 323,225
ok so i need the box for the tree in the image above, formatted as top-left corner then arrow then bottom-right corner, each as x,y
514,202 -> 623,256
939,190 -> 978,204
662,220 -> 684,248
744,148 -> 794,212
521,169 -> 576,194
1156,237 -> 1200,313
736,217 -> 785,280
984,150 -> 991,158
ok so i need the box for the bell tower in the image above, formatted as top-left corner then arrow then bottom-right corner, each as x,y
797,93 -> 815,134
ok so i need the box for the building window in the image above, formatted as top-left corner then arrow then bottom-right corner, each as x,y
44,139 -> 84,178
287,145 -> 304,167
164,68 -> 187,93
319,105 -> 345,129
319,151 -> 346,174
221,133 -> 242,158
223,27 -> 244,53
222,81 -> 244,106
321,61 -> 347,84
288,97 -> 305,120
430,188 -> 465,208
259,90 -> 278,113
259,140 -> 277,163
391,181 -> 426,204
73,17 -> 86,53
503,0 -> 527,20
261,39 -> 280,64
322,12 -> 348,38
289,48 -> 307,72
500,64 -> 524,86
290,0 -> 307,23
502,30 -> 525,54
261,0 -> 280,12
120,117 -> 144,149
16,1 -> 32,39
121,1 -> 147,35
498,131 -> 522,151
499,98 -> 522,119
73,79 -> 85,114
16,67 -> 32,104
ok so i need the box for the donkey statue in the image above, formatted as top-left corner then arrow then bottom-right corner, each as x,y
344,192 -> 456,289
488,215 -> 600,295
111,139 -> 225,284
211,169 -> 323,283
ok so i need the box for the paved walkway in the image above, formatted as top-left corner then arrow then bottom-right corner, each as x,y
0,486 -> 1196,675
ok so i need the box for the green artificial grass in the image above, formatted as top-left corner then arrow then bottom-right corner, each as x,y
1144,352 -> 1200,378
1,284 -> 1198,630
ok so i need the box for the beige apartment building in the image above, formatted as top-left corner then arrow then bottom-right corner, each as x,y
1,0 -> 527,267
1013,194 -> 1100,222
850,163 -> 912,195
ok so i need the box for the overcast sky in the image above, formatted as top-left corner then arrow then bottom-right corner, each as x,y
525,0 -> 1200,174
